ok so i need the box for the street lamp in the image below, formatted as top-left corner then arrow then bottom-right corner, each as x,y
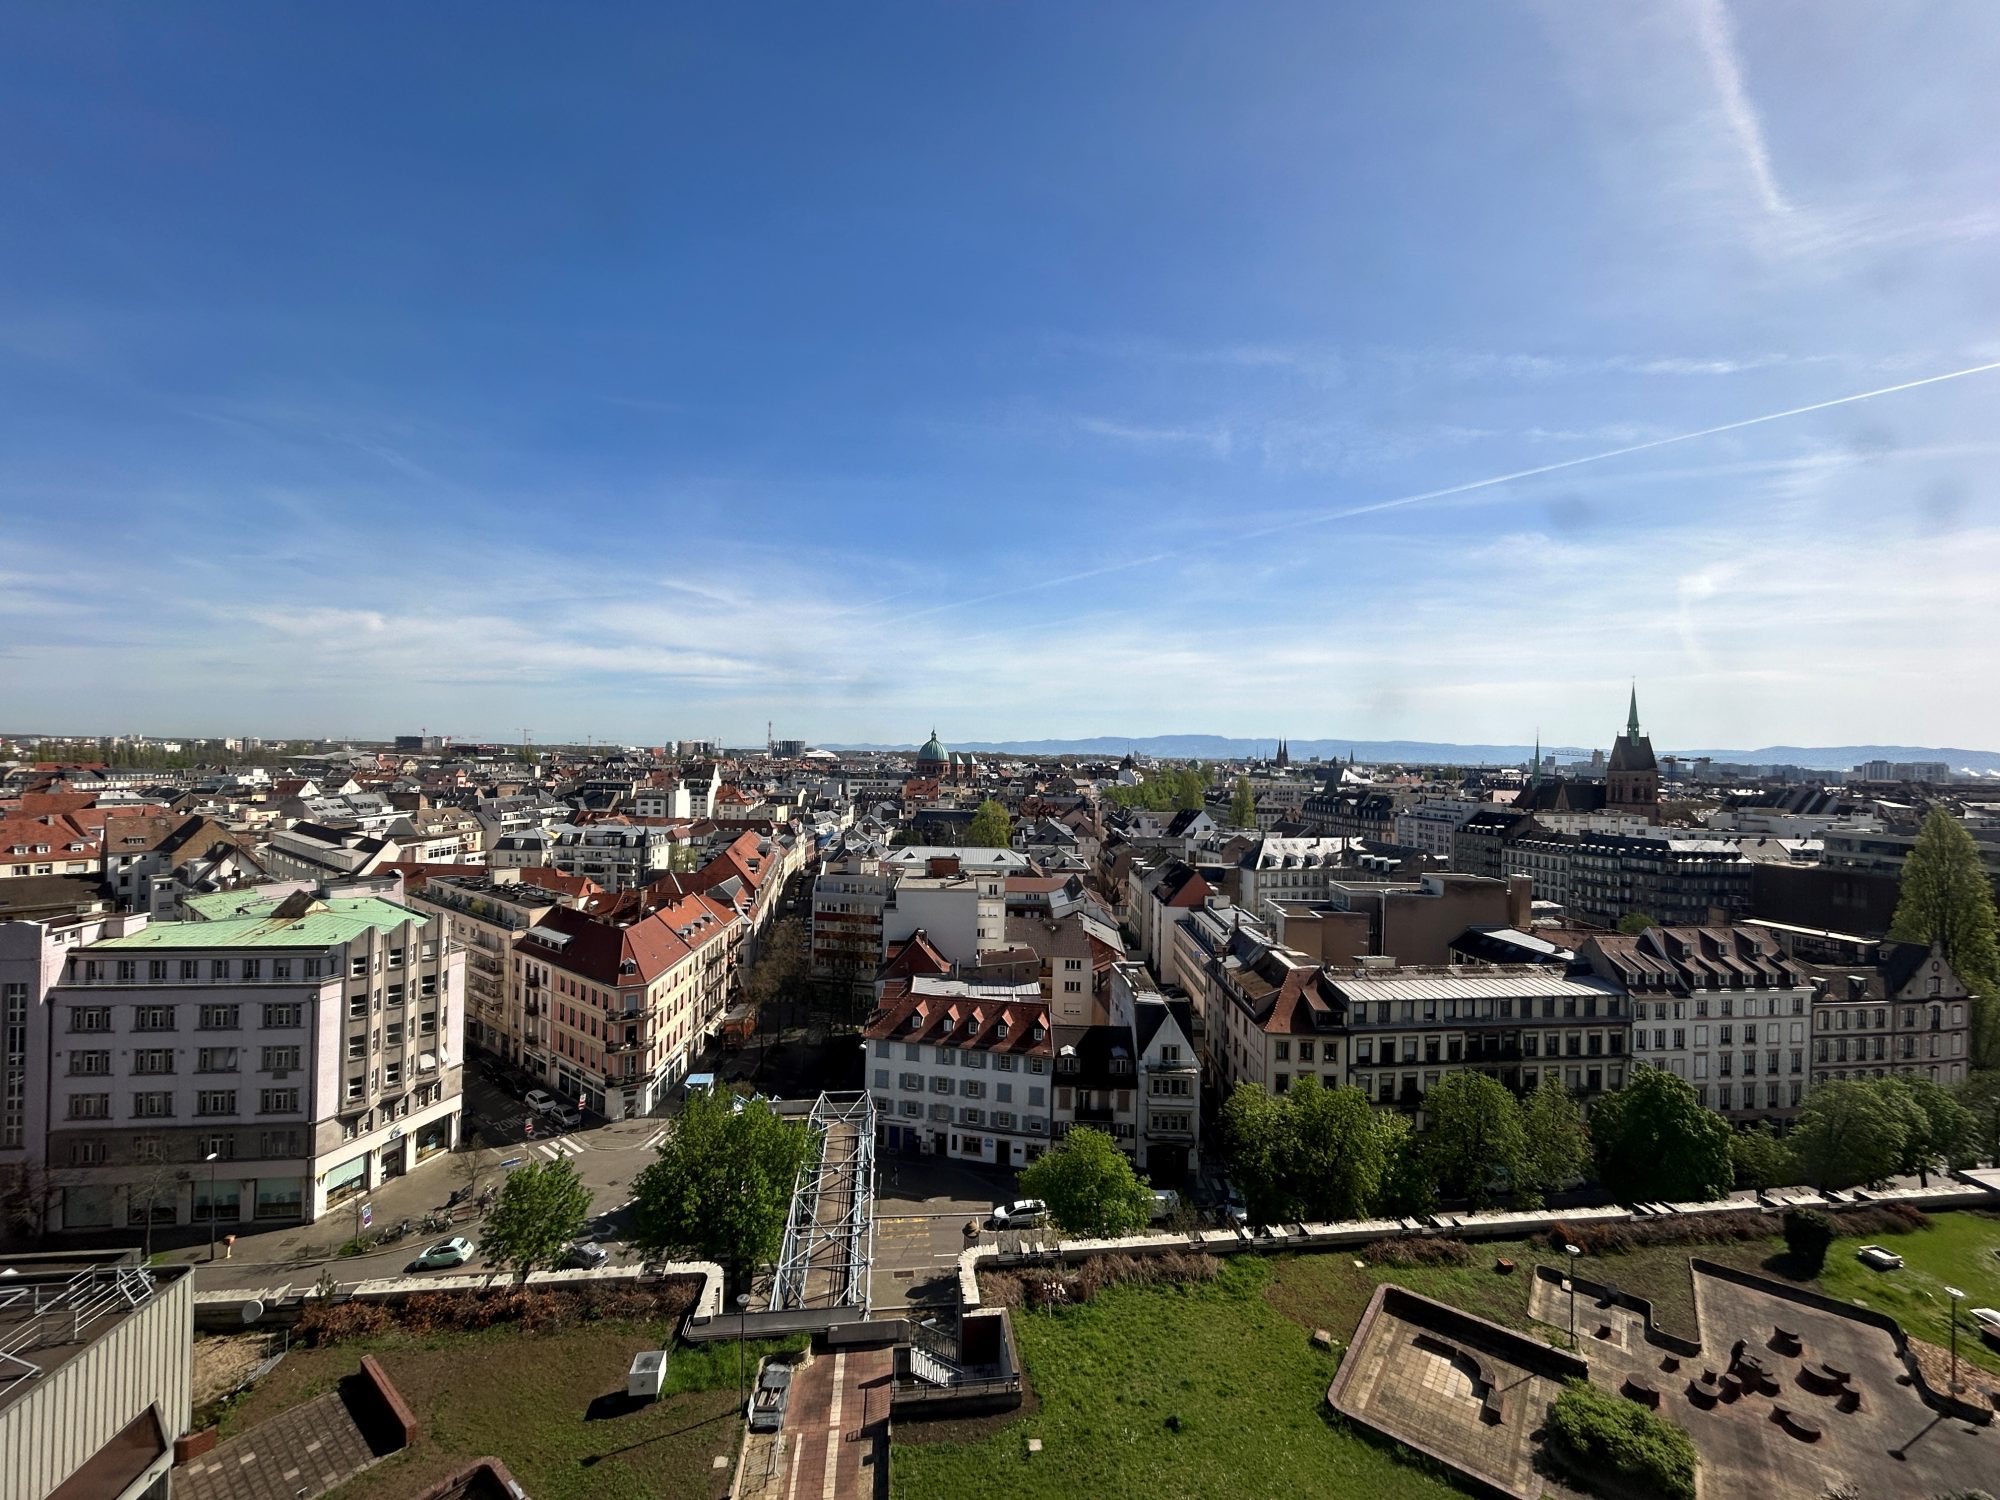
736,1291 -> 751,1419
204,1152 -> 220,1262
1947,1285 -> 1966,1393
1564,1243 -> 1582,1344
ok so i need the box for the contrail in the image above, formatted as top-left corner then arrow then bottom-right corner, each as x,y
1235,356 -> 2000,543
899,356 -> 2000,619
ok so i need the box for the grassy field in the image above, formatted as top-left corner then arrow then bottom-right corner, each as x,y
896,1211 -> 2000,1500
1821,1213 -> 2000,1375
219,1321 -> 803,1500
891,1257 -> 1467,1500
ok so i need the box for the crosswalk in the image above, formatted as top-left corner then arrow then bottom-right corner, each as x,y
641,1125 -> 671,1152
533,1135 -> 588,1162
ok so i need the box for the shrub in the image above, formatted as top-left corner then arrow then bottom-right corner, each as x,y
981,1250 -> 1221,1309
297,1300 -> 391,1346
1545,1379 -> 1698,1500
1362,1236 -> 1472,1268
1784,1208 -> 1837,1276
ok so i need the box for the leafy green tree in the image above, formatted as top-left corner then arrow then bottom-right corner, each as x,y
632,1090 -> 812,1291
1790,1079 -> 1911,1190
1517,1078 -> 1592,1208
1171,768 -> 1206,812
1730,1123 -> 1799,1191
1890,807 -> 2000,1067
1017,1126 -> 1151,1237
1591,1066 -> 1733,1202
1373,1112 -> 1435,1215
480,1158 -> 591,1283
1219,1084 -> 1288,1224
1955,1070 -> 2000,1162
1892,1076 -> 1983,1185
1282,1078 -> 1397,1220
1546,1379 -> 1698,1500
965,798 -> 1012,848
1221,1078 -> 1397,1223
1229,777 -> 1257,829
1421,1072 -> 1527,1208
1616,912 -> 1658,935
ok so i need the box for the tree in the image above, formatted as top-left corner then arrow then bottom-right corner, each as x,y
480,1158 -> 591,1283
1591,1066 -> 1733,1202
1890,1076 -> 1983,1185
1017,1126 -> 1151,1237
1730,1123 -> 1799,1191
632,1090 -> 812,1292
1221,1078 -> 1396,1224
1782,1206 -> 1836,1276
1229,777 -> 1257,829
965,799 -> 1012,849
1890,807 -> 2000,1068
1517,1078 -> 1592,1208
1421,1072 -> 1527,1209
1171,768 -> 1205,812
1373,1112 -> 1435,1216
1790,1079 -> 1911,1190
1616,912 -> 1658,935
1955,1069 -> 2000,1163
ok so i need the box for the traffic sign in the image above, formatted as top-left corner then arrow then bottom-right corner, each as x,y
360,1201 -> 373,1230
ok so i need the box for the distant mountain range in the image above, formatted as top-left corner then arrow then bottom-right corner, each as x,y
824,735 -> 2000,774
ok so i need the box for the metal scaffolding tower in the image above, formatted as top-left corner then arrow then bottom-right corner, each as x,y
770,1092 -> 876,1315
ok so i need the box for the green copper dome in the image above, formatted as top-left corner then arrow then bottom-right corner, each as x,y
916,728 -> 949,764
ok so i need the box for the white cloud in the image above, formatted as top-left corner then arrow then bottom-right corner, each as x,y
1690,0 -> 1790,219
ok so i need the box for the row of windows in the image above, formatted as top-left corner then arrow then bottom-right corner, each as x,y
70,1002 -> 303,1033
1353,994 -> 1624,1024
69,1129 -> 303,1165
68,1045 -> 302,1076
80,955 -> 328,984
67,1088 -> 300,1119
882,1095 -> 1046,1132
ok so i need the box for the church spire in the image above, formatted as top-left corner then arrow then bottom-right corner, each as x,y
1531,728 -> 1541,788
1626,682 -> 1641,738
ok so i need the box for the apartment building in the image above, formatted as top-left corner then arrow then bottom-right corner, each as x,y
1108,963 -> 1200,1180
809,848 -> 890,984
512,895 -> 738,1120
42,888 -> 464,1230
548,822 -> 679,887
863,978 -> 1053,1167
1578,925 -> 1815,1121
405,873 -> 563,1064
1206,935 -> 1343,1097
1393,796 -> 1486,860
1235,837 -> 1364,911
1331,965 -> 1629,1118
1567,833 -> 1751,929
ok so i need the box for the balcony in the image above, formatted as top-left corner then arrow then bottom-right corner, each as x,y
1072,1102 -> 1116,1124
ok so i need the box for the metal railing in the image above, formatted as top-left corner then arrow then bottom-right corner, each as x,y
0,1266 -> 156,1387
769,1092 -> 876,1316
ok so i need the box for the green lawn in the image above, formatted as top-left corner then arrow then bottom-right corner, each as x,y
219,1321 -> 804,1500
1820,1213 -> 2000,1376
891,1257 -> 1467,1500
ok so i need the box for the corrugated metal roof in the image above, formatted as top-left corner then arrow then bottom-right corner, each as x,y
92,897 -> 425,949
1328,970 -> 1618,1001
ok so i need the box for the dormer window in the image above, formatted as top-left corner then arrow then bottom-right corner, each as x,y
997,1020 -> 1010,1040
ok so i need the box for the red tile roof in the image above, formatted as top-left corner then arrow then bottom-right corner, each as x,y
864,987 -> 1052,1054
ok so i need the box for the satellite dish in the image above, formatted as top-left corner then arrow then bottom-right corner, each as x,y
240,1299 -> 264,1323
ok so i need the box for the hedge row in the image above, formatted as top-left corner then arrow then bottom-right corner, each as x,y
980,1250 -> 1223,1309
297,1281 -> 699,1346
1545,1202 -> 1927,1255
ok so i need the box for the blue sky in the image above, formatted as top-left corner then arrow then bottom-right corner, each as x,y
4,3 -> 1999,751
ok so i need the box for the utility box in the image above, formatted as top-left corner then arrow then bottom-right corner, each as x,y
628,1350 -> 667,1399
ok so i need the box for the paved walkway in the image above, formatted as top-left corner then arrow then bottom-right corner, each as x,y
176,1389 -> 378,1500
755,1344 -> 892,1500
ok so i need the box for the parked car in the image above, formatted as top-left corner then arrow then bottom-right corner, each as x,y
524,1089 -> 557,1115
1856,1244 -> 1905,1270
554,1105 -> 584,1129
991,1198 -> 1049,1229
1216,1186 -> 1248,1227
1149,1189 -> 1181,1221
560,1241 -> 609,1270
748,1362 -> 792,1432
411,1236 -> 476,1271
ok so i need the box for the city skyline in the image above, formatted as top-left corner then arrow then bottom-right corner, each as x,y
5,5 -> 2000,745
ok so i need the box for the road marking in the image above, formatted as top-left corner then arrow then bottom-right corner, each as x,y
822,1352 -> 846,1500
536,1137 -> 586,1160
642,1126 -> 670,1151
